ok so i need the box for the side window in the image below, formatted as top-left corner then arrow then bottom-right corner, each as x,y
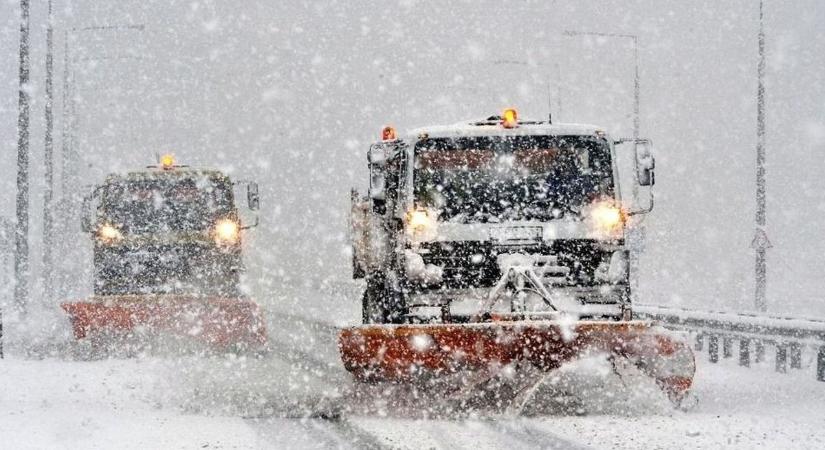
575,146 -> 590,172
215,178 -> 233,210
394,143 -> 408,207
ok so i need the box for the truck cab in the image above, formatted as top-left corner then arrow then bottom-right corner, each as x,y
81,155 -> 260,297
352,109 -> 655,324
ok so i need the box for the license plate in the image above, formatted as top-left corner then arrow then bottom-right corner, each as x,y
490,226 -> 542,244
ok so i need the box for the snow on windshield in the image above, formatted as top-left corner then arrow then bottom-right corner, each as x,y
414,135 -> 613,222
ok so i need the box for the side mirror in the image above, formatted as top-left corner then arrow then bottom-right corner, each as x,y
635,140 -> 655,186
615,138 -> 655,216
247,182 -> 260,211
368,145 -> 388,214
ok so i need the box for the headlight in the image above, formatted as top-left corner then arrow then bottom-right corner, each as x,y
96,224 -> 123,245
587,201 -> 625,239
214,219 -> 240,245
405,207 -> 438,242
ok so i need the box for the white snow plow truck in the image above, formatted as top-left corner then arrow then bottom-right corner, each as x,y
340,109 -> 694,405
61,155 -> 267,352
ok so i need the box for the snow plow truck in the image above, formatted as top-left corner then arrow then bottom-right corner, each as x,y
62,155 -> 267,352
341,109 -> 694,405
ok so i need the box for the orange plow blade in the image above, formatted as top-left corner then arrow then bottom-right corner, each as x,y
339,320 -> 694,403
62,295 -> 267,350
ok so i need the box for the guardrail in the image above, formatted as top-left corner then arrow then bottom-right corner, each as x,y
635,305 -> 825,382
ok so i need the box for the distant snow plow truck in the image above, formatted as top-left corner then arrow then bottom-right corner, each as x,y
341,109 -> 694,406
62,155 -> 267,353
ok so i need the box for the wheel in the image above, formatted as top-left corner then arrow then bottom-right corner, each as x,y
202,254 -> 243,296
352,245 -> 365,279
93,265 -> 119,295
362,275 -> 390,324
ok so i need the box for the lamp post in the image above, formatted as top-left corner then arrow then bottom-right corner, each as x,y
42,0 -> 56,304
752,0 -> 770,312
14,0 -> 31,315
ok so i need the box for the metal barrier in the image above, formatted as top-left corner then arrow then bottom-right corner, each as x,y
635,305 -> 825,382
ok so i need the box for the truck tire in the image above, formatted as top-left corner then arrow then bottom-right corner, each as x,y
362,273 -> 408,324
208,254 -> 243,296
352,247 -> 365,279
93,265 -> 119,295
362,275 -> 390,324
93,248 -> 117,295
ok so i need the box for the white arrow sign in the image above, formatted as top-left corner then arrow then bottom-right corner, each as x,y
751,228 -> 773,249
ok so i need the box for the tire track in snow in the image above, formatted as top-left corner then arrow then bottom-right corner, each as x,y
265,311 -> 343,378
254,318 -> 392,449
245,417 -> 343,449
315,417 -> 392,450
489,420 -> 591,450
266,335 -> 346,383
268,310 -> 340,336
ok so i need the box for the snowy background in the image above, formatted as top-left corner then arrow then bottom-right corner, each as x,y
1,1 -> 824,449
2,0 -> 824,315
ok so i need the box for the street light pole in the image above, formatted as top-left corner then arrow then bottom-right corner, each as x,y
14,0 -> 32,315
60,31 -> 71,195
43,0 -> 56,304
752,0 -> 770,312
632,37 -> 640,141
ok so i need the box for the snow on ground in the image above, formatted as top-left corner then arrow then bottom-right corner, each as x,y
536,357 -> 825,449
3,349 -> 823,449
0,357 -> 261,450
1,279 -> 824,449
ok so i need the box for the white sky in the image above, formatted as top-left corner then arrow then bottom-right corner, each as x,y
0,0 -> 823,315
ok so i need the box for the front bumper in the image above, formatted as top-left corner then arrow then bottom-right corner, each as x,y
406,284 -> 628,319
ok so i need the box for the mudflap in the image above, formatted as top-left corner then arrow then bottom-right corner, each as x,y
61,295 -> 268,352
338,320 -> 694,406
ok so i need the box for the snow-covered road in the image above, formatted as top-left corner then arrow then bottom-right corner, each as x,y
1,280 -> 824,449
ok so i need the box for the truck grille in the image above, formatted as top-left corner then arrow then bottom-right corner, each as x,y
417,240 -> 616,289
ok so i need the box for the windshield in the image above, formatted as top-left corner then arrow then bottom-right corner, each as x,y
102,176 -> 233,233
413,135 -> 613,222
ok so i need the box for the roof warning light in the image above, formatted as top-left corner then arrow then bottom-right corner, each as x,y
160,154 -> 176,170
381,126 -> 397,141
502,108 -> 518,128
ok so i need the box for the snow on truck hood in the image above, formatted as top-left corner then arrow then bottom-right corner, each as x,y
407,121 -> 609,140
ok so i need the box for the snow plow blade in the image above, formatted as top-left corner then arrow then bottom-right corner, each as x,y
339,320 -> 694,403
62,295 -> 267,351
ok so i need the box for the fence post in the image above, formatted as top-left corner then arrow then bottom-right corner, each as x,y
755,340 -> 765,363
789,342 -> 802,369
739,338 -> 750,367
775,344 -> 787,373
723,336 -> 733,358
709,334 -> 719,363
694,333 -> 704,351
817,346 -> 825,382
